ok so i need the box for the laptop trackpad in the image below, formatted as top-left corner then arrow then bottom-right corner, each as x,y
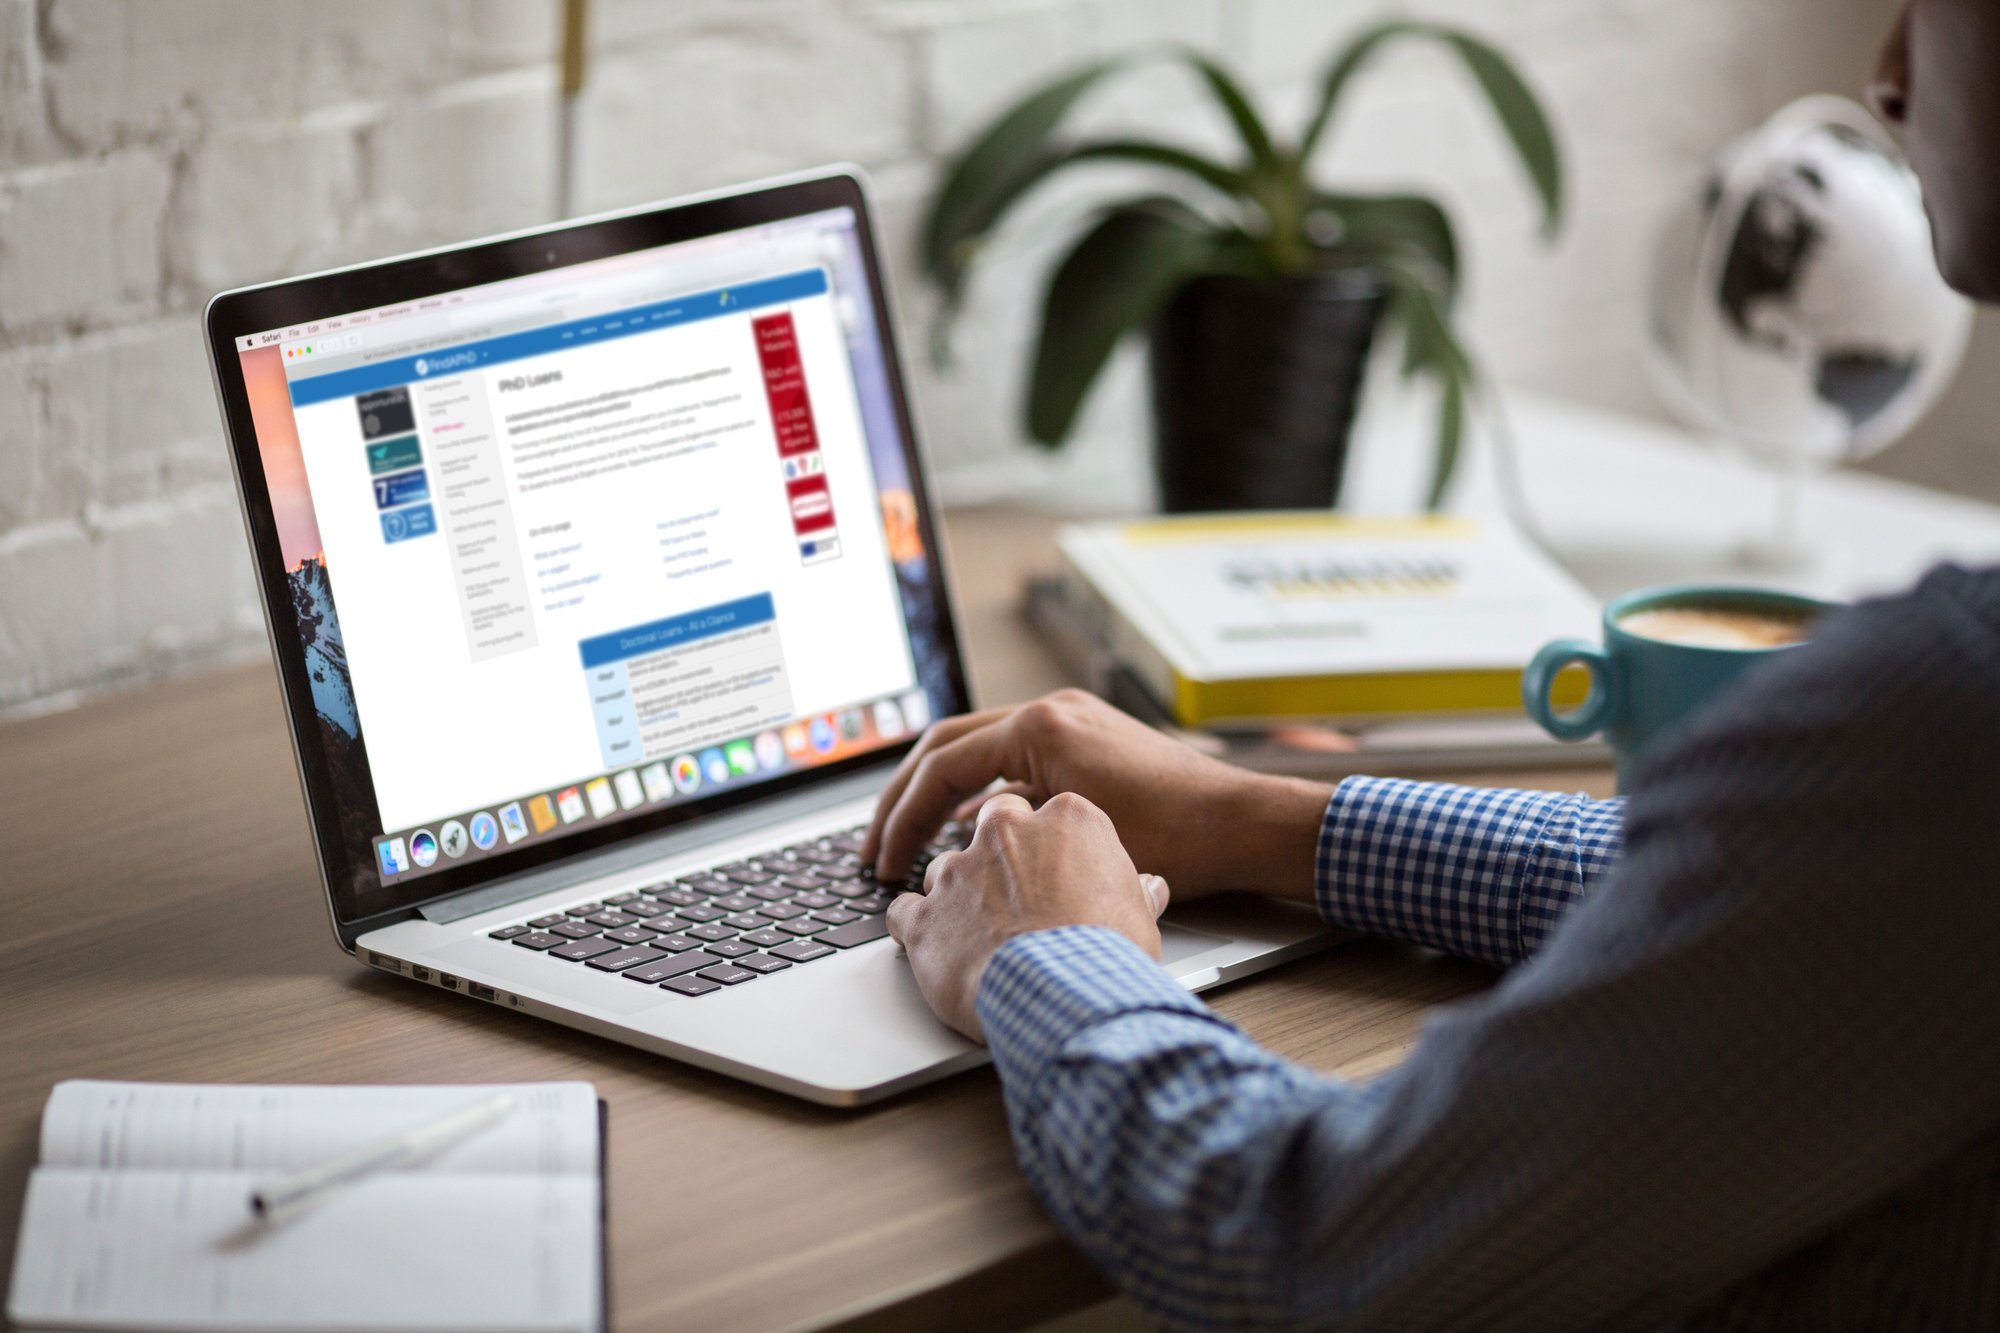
1160,922 -> 1232,966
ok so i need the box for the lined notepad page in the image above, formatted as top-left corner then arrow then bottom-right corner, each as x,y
8,1081 -> 602,1333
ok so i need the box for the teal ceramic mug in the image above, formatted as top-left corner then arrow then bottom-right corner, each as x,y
1523,584 -> 1836,787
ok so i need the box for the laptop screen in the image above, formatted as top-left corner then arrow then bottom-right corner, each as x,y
215,182 -> 964,926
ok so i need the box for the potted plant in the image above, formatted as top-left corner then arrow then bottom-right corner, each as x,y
920,20 -> 1564,512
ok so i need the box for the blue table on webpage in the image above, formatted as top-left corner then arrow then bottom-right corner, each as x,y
578,594 -> 796,772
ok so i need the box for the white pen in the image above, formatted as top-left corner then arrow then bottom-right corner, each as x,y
248,1093 -> 516,1223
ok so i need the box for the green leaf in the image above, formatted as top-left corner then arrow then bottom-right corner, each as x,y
1298,20 -> 1415,161
1363,196 -> 1461,377
1437,29 -> 1563,238
1426,355 -> 1467,511
1391,285 -> 1440,384
1387,274 -> 1440,384
1321,193 -> 1460,306
918,48 -> 1258,366
923,138 -> 1246,367
1070,139 -> 1248,196
923,51 -> 1279,310
1380,269 -> 1474,510
921,60 -> 1125,296
1025,198 -> 1215,447
1179,50 -> 1280,173
1297,21 -> 1563,238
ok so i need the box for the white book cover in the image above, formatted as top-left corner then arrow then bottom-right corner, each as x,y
1057,514 -> 1601,724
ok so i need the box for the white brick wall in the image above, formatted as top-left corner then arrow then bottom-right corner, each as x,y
0,0 -> 1956,717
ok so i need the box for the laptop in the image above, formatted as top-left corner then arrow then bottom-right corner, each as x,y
204,168 -> 1344,1106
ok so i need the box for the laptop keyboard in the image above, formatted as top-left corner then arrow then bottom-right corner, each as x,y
483,820 -> 967,997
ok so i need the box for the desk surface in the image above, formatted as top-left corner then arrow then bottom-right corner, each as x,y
0,507 -> 1609,1332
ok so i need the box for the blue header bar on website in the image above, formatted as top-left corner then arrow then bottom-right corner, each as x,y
287,267 -> 830,408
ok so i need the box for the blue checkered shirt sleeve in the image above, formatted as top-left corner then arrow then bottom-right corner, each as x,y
1318,777 -> 1626,967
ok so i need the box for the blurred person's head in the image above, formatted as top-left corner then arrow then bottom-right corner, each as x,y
1872,0 -> 2000,300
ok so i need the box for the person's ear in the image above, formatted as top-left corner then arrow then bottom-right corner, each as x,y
1870,1 -> 1914,125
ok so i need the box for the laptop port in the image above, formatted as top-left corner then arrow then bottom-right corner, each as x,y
367,951 -> 400,972
440,973 -> 459,990
469,983 -> 497,1002
411,966 -> 432,982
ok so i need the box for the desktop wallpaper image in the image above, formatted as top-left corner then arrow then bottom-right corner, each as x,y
246,343 -> 383,885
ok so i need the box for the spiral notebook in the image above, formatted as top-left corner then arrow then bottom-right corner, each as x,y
6,1080 -> 606,1333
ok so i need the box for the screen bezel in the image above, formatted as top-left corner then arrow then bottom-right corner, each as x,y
206,170 -> 971,934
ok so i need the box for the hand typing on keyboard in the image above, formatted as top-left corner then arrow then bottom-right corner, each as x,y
885,790 -> 1171,1042
862,690 -> 1331,905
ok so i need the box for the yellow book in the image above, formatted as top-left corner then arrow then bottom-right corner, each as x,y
1055,514 -> 1599,728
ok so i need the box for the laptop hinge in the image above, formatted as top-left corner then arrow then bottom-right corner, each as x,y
416,766 -> 890,925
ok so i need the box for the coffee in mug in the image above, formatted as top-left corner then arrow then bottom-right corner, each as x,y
1524,584 -> 1836,787
1616,605 -> 1814,650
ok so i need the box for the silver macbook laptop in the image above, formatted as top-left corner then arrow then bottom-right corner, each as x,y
205,168 -> 1343,1105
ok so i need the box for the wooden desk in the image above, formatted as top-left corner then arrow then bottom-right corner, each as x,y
0,507 -> 1611,1332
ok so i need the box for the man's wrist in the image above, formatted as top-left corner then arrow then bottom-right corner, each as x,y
1199,772 -> 1334,900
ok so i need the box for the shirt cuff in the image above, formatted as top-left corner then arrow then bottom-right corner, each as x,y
977,925 -> 1214,1089
1315,775 -> 1570,967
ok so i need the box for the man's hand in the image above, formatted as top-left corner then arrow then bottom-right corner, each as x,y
863,689 -> 1331,902
887,791 -> 1170,1041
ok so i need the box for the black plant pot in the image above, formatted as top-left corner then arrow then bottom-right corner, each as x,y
1147,271 -> 1387,513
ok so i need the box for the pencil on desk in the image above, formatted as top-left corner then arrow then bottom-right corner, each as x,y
248,1092 -> 516,1223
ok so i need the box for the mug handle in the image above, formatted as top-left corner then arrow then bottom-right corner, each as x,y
1522,639 -> 1620,741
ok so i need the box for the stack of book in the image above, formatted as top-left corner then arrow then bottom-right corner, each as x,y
1026,514 -> 1610,778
